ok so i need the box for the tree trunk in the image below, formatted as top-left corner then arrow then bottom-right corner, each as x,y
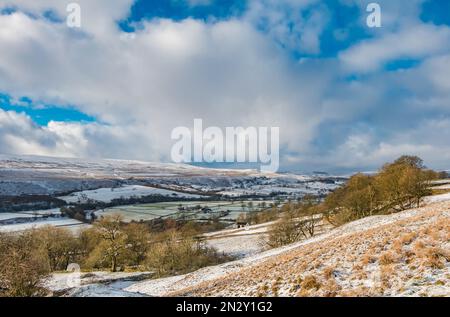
111,257 -> 117,272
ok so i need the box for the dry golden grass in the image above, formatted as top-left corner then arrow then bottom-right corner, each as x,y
422,247 -> 450,269
321,279 -> 341,297
323,266 -> 336,279
339,286 -> 371,297
361,253 -> 377,265
401,231 -> 417,244
431,188 -> 450,195
301,275 -> 321,290
412,240 -> 426,255
379,264 -> 396,290
379,251 -> 398,266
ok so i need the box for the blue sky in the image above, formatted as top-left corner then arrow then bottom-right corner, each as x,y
1,0 -> 450,173
0,94 -> 95,125
120,0 -> 247,28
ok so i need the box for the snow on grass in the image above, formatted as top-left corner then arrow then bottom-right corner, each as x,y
20,208 -> 62,215
430,179 -> 450,185
61,284 -> 148,297
204,221 -> 274,239
0,218 -> 85,233
431,184 -> 450,190
207,234 -> 266,258
0,208 -> 82,233
0,213 -> 38,221
58,185 -> 203,203
45,271 -> 154,297
424,192 -> 450,203
202,221 -> 274,257
0,208 -> 62,221
46,271 -> 153,293
170,201 -> 450,297
217,182 -> 336,197
39,197 -> 450,297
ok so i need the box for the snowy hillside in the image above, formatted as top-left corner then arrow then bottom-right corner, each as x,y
45,196 -> 450,297
0,154 -> 247,196
167,200 -> 449,297
0,154 -> 344,198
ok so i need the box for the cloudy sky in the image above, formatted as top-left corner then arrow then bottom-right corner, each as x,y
0,0 -> 449,173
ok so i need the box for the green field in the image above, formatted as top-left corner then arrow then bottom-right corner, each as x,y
97,200 -> 275,223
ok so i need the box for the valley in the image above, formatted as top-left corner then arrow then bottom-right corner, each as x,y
0,154 -> 343,232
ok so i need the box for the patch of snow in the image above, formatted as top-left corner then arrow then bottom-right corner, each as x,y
429,179 -> 450,185
424,192 -> 450,203
61,284 -> 148,297
0,218 -> 84,233
0,213 -> 37,221
58,185 -> 203,203
207,235 -> 266,258
431,184 -> 450,190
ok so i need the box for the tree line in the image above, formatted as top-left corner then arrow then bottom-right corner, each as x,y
266,155 -> 443,247
0,215 -> 233,297
323,155 -> 440,225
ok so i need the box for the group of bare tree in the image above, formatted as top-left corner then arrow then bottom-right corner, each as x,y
323,156 -> 439,226
0,215 -> 232,297
266,155 -> 442,247
266,195 -> 323,248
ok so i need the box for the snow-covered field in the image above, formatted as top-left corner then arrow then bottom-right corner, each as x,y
423,192 -> 450,203
0,217 -> 85,233
58,185 -> 203,204
217,179 -> 342,198
0,213 -> 38,221
0,208 -> 88,233
430,179 -> 450,185
431,184 -> 450,190
0,208 -> 61,222
3,154 -> 448,297
45,271 -> 153,297
202,221 -> 276,257
207,235 -> 266,258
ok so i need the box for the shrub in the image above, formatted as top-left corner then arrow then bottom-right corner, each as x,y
265,212 -> 304,248
34,226 -> 81,271
238,208 -> 279,226
145,230 -> 233,277
84,214 -> 130,272
323,266 -> 336,279
301,275 -> 321,290
398,232 -> 417,245
0,232 -> 50,297
266,196 -> 323,248
423,247 -> 449,269
379,251 -> 397,266
84,215 -> 156,272
123,222 -> 151,266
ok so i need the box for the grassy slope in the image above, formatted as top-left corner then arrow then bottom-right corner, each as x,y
171,200 -> 450,297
